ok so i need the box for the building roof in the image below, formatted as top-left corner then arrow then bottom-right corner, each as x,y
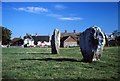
61,30 -> 81,40
10,38 -> 24,46
32,36 -> 49,42
60,30 -> 81,42
24,33 -> 50,42
61,36 -> 69,42
11,38 -> 23,43
61,32 -> 80,38
24,34 -> 34,41
60,36 -> 77,42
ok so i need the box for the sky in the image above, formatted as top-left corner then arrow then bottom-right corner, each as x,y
2,2 -> 118,39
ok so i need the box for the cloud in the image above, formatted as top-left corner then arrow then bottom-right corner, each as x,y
14,7 -> 48,13
14,6 -> 82,21
54,4 -> 66,10
59,17 -> 82,21
47,13 -> 82,21
46,13 -> 62,17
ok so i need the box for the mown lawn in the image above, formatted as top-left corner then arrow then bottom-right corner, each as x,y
2,47 -> 120,80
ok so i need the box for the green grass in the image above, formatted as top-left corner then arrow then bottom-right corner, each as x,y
2,47 -> 120,80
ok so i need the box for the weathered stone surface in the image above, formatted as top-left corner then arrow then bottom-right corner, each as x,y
51,29 -> 60,54
79,25 -> 105,62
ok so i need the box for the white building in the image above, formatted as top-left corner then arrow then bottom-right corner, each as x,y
23,34 -> 50,47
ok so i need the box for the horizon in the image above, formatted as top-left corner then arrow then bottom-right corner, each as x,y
2,2 -> 118,39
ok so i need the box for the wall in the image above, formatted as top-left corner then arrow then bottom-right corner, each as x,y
64,42 -> 78,48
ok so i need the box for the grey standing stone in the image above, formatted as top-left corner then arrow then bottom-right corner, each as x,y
79,25 -> 105,62
51,29 -> 60,54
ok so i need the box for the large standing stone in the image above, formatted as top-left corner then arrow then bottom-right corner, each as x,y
79,25 -> 105,62
51,29 -> 61,54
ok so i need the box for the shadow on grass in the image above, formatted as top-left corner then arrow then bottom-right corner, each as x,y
3,52 -> 51,54
2,78 -> 117,81
20,58 -> 82,62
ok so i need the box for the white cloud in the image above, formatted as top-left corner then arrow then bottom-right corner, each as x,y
14,6 -> 83,21
14,7 -> 48,13
46,13 -> 62,17
59,17 -> 82,21
47,13 -> 83,21
54,4 -> 66,10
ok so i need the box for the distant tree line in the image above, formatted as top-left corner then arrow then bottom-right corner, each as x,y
0,26 -> 12,45
0,27 -> 2,41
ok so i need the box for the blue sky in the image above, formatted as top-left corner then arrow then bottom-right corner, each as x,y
2,2 -> 118,38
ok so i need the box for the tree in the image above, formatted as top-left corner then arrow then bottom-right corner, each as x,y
1,26 -> 12,45
0,27 -> 2,41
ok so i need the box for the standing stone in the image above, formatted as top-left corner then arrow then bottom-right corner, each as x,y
51,29 -> 61,54
79,25 -> 105,62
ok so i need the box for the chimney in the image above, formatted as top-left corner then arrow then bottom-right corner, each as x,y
73,30 -> 76,33
26,33 -> 29,37
35,33 -> 37,36
65,30 -> 67,33
19,36 -> 21,38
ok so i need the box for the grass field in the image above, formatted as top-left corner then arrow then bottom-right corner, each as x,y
2,47 -> 120,80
